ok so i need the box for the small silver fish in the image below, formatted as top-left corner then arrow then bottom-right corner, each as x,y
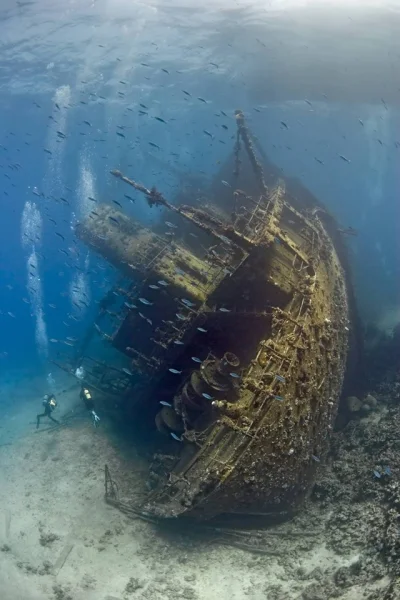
221,180 -> 230,187
122,368 -> 133,376
146,318 -> 153,326
274,395 -> 284,401
49,338 -> 58,343
124,302 -> 137,309
174,340 -> 184,345
169,368 -> 182,374
176,313 -> 186,321
158,280 -> 168,287
197,327 -> 207,333
191,357 -> 202,363
311,455 -> 321,463
170,432 -> 182,441
202,393 -> 213,400
138,312 -> 145,319
219,307 -> 231,313
229,372 -> 240,378
149,285 -> 160,290
182,299 -> 195,308
160,401 -> 172,407
139,297 -> 153,306
165,221 -> 177,229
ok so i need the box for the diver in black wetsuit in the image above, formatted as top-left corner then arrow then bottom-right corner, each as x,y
80,386 -> 100,427
36,394 -> 59,429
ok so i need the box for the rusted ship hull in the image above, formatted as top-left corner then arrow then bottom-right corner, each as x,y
72,110 -> 349,521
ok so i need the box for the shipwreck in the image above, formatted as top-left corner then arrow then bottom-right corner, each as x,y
56,110 -> 350,522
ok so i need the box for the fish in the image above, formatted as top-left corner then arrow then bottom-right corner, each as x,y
197,97 -> 207,103
139,110 -> 148,116
176,313 -> 186,321
154,117 -> 167,124
122,368 -> 133,376
221,180 -> 230,187
181,299 -> 195,308
275,375 -> 286,383
149,285 -> 160,290
373,470 -> 381,479
139,298 -> 153,306
203,130 -> 213,138
146,318 -> 153,326
108,216 -> 119,225
169,368 -> 182,375
83,120 -> 91,126
7,312 -> 16,318
158,280 -> 168,287
274,395 -> 284,401
49,338 -> 58,343
202,393 -> 213,400
124,302 -> 137,309
384,466 -> 392,476
149,142 -> 160,150
219,307 -> 231,313
124,194 -> 135,202
170,432 -> 182,441
173,340 -> 184,346
175,268 -> 185,276
229,372 -> 240,378
116,132 -> 125,138
339,154 -> 351,163
191,357 -> 202,363
48,304 -> 56,309
113,200 -> 122,207
311,455 -> 321,463
66,337 -> 77,342
165,221 -> 177,229
182,90 -> 191,97
161,68 -> 169,74
280,121 -> 289,130
197,327 -> 207,333
55,232 -> 65,241
160,401 -> 172,407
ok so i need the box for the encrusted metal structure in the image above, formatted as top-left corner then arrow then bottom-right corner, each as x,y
72,110 -> 350,521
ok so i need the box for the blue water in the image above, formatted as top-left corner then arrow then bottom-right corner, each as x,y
0,0 -> 399,373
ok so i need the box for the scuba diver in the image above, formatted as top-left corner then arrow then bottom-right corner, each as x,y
36,394 -> 59,429
80,386 -> 100,427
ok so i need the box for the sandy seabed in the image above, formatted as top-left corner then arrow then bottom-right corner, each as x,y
0,370 -> 395,600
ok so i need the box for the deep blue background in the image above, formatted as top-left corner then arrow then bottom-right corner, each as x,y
0,0 -> 399,374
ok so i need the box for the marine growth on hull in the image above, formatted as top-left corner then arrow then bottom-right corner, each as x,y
55,111 -> 350,521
